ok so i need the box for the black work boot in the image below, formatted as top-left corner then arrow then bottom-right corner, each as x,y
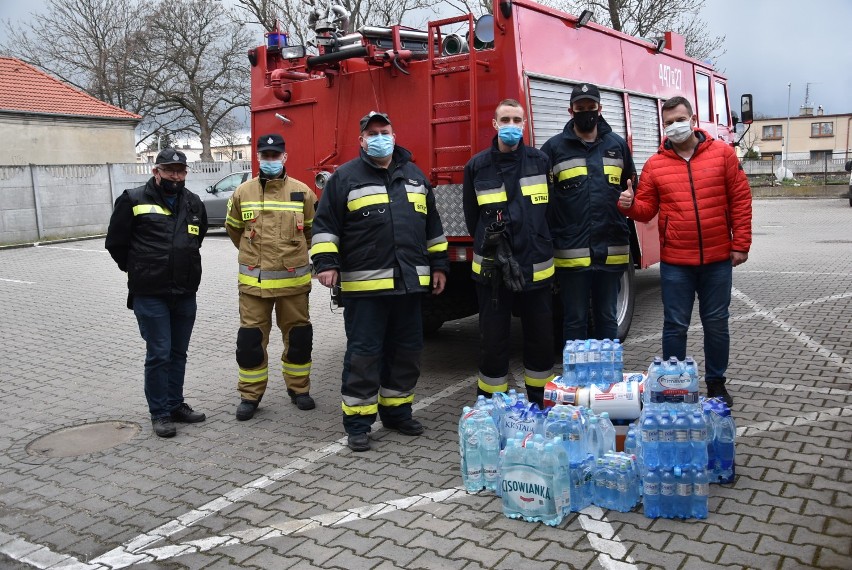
171,403 -> 206,423
288,389 -> 316,411
382,417 -> 424,436
347,433 -> 370,452
706,379 -> 734,407
236,399 -> 259,421
152,417 -> 176,438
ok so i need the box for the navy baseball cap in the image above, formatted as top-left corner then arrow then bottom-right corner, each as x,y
257,133 -> 285,153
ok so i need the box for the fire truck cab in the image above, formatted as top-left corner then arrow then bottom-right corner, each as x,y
248,0 -> 753,339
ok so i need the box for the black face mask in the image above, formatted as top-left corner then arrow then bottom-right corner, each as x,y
573,110 -> 599,133
159,179 -> 185,195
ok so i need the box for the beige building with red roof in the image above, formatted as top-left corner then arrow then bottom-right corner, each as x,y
0,57 -> 141,165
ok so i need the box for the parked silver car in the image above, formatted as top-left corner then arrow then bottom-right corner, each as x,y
200,170 -> 251,226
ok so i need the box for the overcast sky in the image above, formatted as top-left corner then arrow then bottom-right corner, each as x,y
2,0 -> 851,120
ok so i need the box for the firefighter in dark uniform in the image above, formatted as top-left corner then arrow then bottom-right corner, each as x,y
541,83 -> 636,343
462,99 -> 556,407
105,148 -> 208,438
311,111 -> 449,452
225,134 -> 319,420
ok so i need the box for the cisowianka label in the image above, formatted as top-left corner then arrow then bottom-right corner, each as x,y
501,465 -> 556,519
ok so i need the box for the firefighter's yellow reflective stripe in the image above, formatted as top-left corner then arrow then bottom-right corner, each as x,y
415,265 -> 431,286
555,248 -> 591,268
603,165 -> 623,185
340,268 -> 395,292
605,245 -> 630,265
407,192 -> 427,214
378,394 -> 415,407
341,402 -> 379,416
240,200 -> 304,211
524,370 -> 555,388
477,373 -> 508,394
475,184 -> 507,206
239,367 -> 269,383
347,185 -> 388,211
472,253 -> 486,275
520,175 -> 549,204
427,234 -> 448,253
532,258 -> 555,281
132,204 -> 171,216
557,166 -> 588,182
226,214 -> 244,228
554,158 -> 587,182
310,242 -> 338,255
309,232 -> 340,255
282,361 -> 311,377
238,264 -> 312,289
304,217 -> 313,226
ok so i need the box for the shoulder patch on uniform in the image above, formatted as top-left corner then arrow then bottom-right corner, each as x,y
291,191 -> 304,201
605,149 -> 618,158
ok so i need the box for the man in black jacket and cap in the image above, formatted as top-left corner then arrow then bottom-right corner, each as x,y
106,148 -> 208,438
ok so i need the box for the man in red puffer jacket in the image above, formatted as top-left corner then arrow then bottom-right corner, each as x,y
618,96 -> 752,406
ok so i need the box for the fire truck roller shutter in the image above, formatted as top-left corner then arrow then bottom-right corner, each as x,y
628,94 -> 662,174
526,76 -> 637,341
526,77 -> 626,146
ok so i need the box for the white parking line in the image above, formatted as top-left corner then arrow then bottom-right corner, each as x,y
34,245 -> 109,253
731,287 -> 852,377
0,278 -> 35,284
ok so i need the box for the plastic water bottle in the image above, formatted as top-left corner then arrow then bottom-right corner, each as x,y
463,436 -> 483,492
593,458 -> 607,507
551,437 -> 572,516
480,415 -> 501,492
566,411 -> 586,463
600,338 -> 614,385
674,466 -> 692,519
690,411 -> 709,469
684,357 -> 699,405
641,413 -> 660,469
613,339 -> 624,380
715,408 -> 736,483
660,468 -> 676,518
673,411 -> 692,467
507,388 -> 518,405
587,339 -> 601,387
615,462 -> 630,512
540,443 -> 560,525
563,340 -> 577,387
586,415 -> 603,459
643,466 -> 661,518
646,357 -> 664,406
598,412 -> 617,455
658,411 -> 675,468
575,340 -> 589,387
692,468 -> 709,519
623,428 -> 637,458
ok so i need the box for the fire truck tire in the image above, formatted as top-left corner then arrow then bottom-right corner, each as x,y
615,255 -> 636,342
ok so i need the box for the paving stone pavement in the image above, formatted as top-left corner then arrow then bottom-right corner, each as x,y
0,198 -> 850,570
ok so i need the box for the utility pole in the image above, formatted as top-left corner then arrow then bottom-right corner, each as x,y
784,82 -> 791,176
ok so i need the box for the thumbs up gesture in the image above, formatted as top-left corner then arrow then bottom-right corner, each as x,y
618,179 -> 634,209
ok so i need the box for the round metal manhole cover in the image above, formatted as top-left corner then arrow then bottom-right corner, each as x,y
26,421 -> 141,458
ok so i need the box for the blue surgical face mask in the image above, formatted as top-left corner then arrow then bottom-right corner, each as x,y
498,125 -> 523,146
259,160 -> 283,176
365,134 -> 394,158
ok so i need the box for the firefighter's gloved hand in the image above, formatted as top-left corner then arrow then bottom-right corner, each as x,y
495,237 -> 524,292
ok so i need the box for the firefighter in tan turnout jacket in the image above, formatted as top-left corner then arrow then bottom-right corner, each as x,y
226,134 -> 319,420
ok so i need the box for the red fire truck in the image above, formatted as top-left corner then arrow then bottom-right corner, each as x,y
247,0 -> 753,339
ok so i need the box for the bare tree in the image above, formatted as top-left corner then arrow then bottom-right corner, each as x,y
213,114 -> 251,161
235,0 -> 434,42
142,0 -> 253,161
541,0 -> 725,62
0,0 -> 158,116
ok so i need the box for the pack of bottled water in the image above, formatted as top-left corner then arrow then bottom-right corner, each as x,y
703,397 -> 736,484
563,338 -> 624,388
636,356 -> 712,519
500,433 -> 571,526
458,406 -> 502,493
597,452 -> 641,512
